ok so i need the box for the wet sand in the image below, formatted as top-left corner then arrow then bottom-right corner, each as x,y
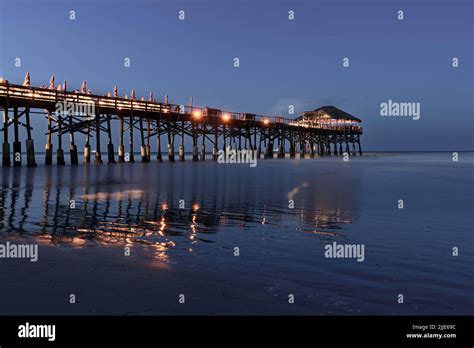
1,153 -> 473,315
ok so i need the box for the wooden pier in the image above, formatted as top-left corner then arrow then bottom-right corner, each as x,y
0,74 -> 363,166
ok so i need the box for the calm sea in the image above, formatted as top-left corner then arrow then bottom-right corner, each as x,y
0,152 -> 473,315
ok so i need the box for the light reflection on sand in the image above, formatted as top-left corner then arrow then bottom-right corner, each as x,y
1,163 -> 358,268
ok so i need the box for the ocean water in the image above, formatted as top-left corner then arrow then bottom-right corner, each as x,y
0,152 -> 473,315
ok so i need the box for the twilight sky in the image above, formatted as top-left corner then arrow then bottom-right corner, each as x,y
0,0 -> 472,151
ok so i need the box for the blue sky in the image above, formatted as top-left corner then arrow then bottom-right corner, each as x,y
0,0 -> 472,150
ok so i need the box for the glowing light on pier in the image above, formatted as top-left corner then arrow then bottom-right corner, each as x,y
221,112 -> 231,122
262,118 -> 270,125
192,110 -> 202,119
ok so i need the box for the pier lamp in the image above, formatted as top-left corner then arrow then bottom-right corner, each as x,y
221,112 -> 231,123
262,118 -> 270,126
193,109 -> 202,119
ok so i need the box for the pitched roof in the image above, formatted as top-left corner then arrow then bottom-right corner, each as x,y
296,106 -> 362,123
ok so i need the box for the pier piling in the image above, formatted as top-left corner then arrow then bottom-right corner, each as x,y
24,107 -> 37,167
129,115 -> 135,163
2,107 -> 10,166
118,116 -> 125,163
156,120 -> 163,162
13,107 -> 21,166
94,111 -> 103,164
45,111 -> 53,165
83,125 -> 91,164
139,116 -> 147,163
168,128 -> 175,162
107,114 -> 116,164
68,113 -> 78,165
56,113 -> 65,165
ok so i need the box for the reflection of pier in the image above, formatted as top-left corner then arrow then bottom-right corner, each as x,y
1,166 -> 360,255
1,74 -> 363,167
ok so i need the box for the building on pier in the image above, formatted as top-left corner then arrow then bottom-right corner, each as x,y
295,106 -> 362,127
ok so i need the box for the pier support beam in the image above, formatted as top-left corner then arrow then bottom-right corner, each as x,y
57,149 -> 65,165
13,107 -> 21,166
107,114 -> 116,164
179,144 -> 185,161
2,143 -> 10,166
179,121 -> 185,161
200,125 -> 206,161
45,111 -> 53,165
145,144 -> 150,162
212,126 -> 218,161
309,142 -> 315,158
129,115 -> 135,163
168,128 -> 175,162
140,145 -> 147,162
26,138 -> 36,166
139,117 -> 147,163
192,131 -> 199,161
2,107 -> 11,166
24,126 -> 36,167
108,143 -> 115,164
278,135 -> 285,159
201,144 -> 206,161
68,114 -> 78,165
299,141 -> 305,159
118,117 -> 125,163
289,141 -> 295,159
146,119 -> 151,162
56,113 -> 65,165
83,125 -> 91,164
168,143 -> 175,162
264,142 -> 273,159
94,112 -> 103,164
157,121 -> 163,162
192,144 -> 198,161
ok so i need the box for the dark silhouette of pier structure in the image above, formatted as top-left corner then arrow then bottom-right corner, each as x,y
0,74 -> 363,167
